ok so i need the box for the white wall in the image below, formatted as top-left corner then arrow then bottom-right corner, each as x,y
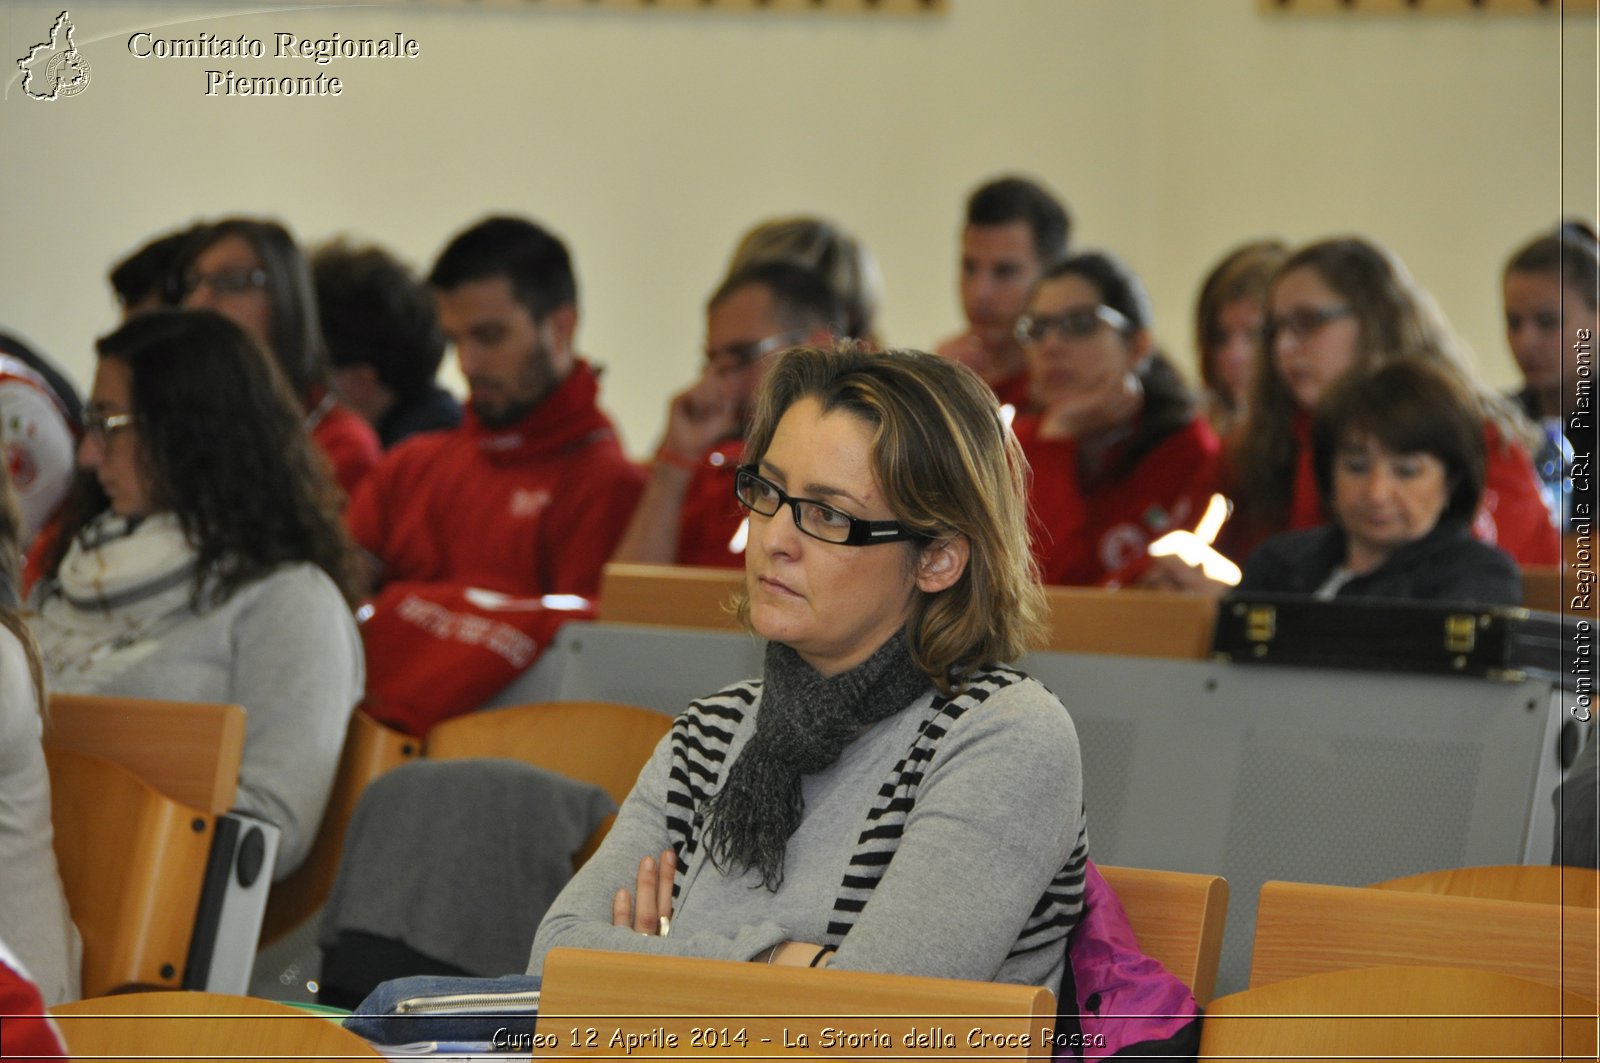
1,0 -> 1593,455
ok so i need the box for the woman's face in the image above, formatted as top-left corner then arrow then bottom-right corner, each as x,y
181,234 -> 274,348
1023,274 -> 1142,408
79,358 -> 158,519
745,396 -> 922,677
1270,266 -> 1362,411
1209,296 -> 1263,406
1504,270 -> 1596,409
1332,434 -> 1451,567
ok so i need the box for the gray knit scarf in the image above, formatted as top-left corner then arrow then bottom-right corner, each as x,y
701,631 -> 931,891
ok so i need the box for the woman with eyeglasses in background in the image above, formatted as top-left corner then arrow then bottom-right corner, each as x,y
1235,360 -> 1520,606
178,217 -> 382,497
531,345 -> 1087,987
1217,236 -> 1557,568
1012,252 -> 1220,586
27,310 -> 365,881
1192,240 -> 1287,439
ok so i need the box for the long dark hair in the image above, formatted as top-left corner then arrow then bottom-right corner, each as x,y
181,217 -> 330,407
44,310 -> 364,607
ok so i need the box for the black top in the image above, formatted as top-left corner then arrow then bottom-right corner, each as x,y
376,384 -> 463,449
1237,519 -> 1522,608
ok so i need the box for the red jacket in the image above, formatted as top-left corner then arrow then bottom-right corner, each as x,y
311,395 -> 382,500
1016,414 -> 1221,586
675,437 -> 747,569
0,949 -> 66,1061
1220,415 -> 1560,567
990,367 -> 1034,414
347,362 -> 646,601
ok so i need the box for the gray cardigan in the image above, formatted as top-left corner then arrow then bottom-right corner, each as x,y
530,667 -> 1087,988
29,563 -> 362,878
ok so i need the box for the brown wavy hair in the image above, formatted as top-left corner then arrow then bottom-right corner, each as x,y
43,310 -> 365,608
180,217 -> 331,408
1194,239 -> 1287,424
1230,236 -> 1534,536
735,344 -> 1046,694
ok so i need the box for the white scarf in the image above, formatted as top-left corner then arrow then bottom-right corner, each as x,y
35,512 -> 201,687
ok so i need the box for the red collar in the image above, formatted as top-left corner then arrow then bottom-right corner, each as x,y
466,361 -> 616,464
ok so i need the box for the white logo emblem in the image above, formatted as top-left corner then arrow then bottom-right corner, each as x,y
509,488 -> 552,519
18,11 -> 91,101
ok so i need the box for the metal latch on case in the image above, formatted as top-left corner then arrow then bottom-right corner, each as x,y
1244,603 -> 1276,644
1443,614 -> 1477,654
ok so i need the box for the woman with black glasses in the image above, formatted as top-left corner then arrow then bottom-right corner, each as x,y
529,345 -> 1087,987
1012,251 -> 1220,586
1218,236 -> 1556,567
27,310 -> 365,880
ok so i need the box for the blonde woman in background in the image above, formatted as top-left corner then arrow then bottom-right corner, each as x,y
727,215 -> 884,344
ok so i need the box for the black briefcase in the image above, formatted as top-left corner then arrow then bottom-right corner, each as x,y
1212,593 -> 1582,689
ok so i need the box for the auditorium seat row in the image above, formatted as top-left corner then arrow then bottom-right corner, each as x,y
50,864 -> 1599,1059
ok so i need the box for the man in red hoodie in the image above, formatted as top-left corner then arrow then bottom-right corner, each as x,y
347,217 -> 645,734
935,175 -> 1070,412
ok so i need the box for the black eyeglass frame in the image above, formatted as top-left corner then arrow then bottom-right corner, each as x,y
733,465 -> 927,547
82,412 -> 137,442
704,327 -> 813,369
1013,303 -> 1132,346
182,266 -> 270,299
1262,305 -> 1354,346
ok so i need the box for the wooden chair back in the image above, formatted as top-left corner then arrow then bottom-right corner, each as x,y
1202,964 -> 1597,1063
1521,565 -> 1565,612
1098,864 -> 1228,1004
45,694 -> 245,813
51,990 -> 384,1061
46,749 -> 216,997
425,700 -> 673,865
259,710 -> 420,945
540,947 -> 1057,1059
1041,587 -> 1216,658
1249,879 -> 1600,1002
597,562 -> 744,631
1369,863 -> 1600,908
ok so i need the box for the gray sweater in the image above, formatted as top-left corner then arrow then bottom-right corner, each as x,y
529,667 -> 1087,988
0,627 -> 80,1004
29,563 -> 362,878
320,758 -> 616,975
